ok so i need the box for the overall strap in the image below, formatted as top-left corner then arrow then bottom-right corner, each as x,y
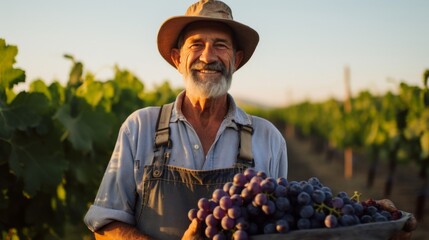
155,102 -> 174,148
236,122 -> 255,168
152,102 -> 174,177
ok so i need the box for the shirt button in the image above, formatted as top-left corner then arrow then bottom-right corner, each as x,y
194,144 -> 200,150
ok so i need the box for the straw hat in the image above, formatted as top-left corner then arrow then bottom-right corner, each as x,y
157,0 -> 259,70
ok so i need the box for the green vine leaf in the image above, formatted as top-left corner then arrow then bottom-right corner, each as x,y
54,100 -> 115,152
9,133 -> 68,197
0,92 -> 50,138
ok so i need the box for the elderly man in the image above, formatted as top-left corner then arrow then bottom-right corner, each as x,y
84,0 -> 288,239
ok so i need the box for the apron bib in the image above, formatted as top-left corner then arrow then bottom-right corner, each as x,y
136,103 -> 254,239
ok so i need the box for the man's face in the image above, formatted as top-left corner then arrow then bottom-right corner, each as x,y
171,22 -> 243,99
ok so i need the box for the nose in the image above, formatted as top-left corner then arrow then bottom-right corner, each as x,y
199,44 -> 217,63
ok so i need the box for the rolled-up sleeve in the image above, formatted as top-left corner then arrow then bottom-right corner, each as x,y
84,124 -> 137,231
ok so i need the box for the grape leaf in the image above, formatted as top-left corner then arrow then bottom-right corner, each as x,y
9,133 -> 68,196
54,100 -> 115,151
0,39 -> 26,90
0,92 -> 49,137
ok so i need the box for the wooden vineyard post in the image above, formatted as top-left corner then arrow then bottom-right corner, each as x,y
344,65 -> 353,179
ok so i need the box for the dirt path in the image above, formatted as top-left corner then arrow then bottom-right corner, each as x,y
285,132 -> 428,240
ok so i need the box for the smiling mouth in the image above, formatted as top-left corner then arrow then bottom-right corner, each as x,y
198,69 -> 220,74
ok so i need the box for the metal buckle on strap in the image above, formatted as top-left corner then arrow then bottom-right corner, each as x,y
155,127 -> 171,148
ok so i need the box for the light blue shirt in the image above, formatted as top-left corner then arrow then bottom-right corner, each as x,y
84,91 -> 288,231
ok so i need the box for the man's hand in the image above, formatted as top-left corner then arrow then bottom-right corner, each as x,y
376,199 -> 418,240
94,221 -> 152,240
182,218 -> 203,240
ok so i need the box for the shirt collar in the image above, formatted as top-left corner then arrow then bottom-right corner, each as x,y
171,90 -> 252,127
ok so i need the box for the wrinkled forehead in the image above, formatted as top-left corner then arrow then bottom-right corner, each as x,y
180,21 -> 235,44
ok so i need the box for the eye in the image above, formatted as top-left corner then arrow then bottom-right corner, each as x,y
189,43 -> 203,50
215,43 -> 229,50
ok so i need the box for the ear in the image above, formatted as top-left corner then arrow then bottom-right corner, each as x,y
170,48 -> 181,69
234,50 -> 244,71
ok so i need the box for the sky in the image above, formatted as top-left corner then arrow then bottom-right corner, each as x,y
1,0 -> 428,107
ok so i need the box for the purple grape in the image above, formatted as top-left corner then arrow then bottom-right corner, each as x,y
188,208 -> 198,221
277,177 -> 288,187
274,184 -> 287,197
260,178 -> 276,193
360,214 -> 373,223
247,181 -> 262,195
212,189 -> 228,203
205,214 -> 219,227
300,182 -> 314,195
276,219 -> 289,233
312,210 -> 326,221
213,232 -> 226,240
249,175 -> 263,185
331,197 -> 344,209
275,196 -> 290,212
227,205 -> 241,219
324,214 -> 338,228
256,171 -> 267,179
288,183 -> 302,196
221,216 -> 235,230
205,226 -> 218,238
240,188 -> 253,203
223,182 -> 233,193
321,186 -> 333,201
197,209 -> 208,221
337,191 -> 348,199
380,210 -> 392,220
243,168 -> 257,181
299,205 -> 314,218
233,172 -> 247,187
232,229 -> 249,240
229,185 -> 243,196
308,177 -> 321,187
297,192 -> 311,205
231,194 -> 243,207
198,197 -> 210,211
262,200 -> 276,215
352,202 -> 364,215
213,232 -> 227,240
219,196 -> 232,210
366,205 -> 378,215
339,214 -> 357,226
235,217 -> 250,230
254,193 -> 268,206
373,213 -> 388,222
213,206 -> 226,220
341,204 -> 355,215
311,189 -> 326,204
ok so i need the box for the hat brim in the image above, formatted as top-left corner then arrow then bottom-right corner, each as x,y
157,15 -> 259,70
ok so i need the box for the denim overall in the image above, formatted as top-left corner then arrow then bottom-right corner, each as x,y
136,102 -> 254,239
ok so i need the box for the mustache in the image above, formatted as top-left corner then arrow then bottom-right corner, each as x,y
191,61 -> 227,74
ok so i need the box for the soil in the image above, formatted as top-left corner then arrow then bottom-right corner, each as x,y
284,128 -> 428,240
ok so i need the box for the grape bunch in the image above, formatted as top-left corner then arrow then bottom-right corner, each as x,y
187,168 -> 403,240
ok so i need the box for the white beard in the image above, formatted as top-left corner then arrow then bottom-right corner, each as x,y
185,74 -> 231,99
184,60 -> 234,99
